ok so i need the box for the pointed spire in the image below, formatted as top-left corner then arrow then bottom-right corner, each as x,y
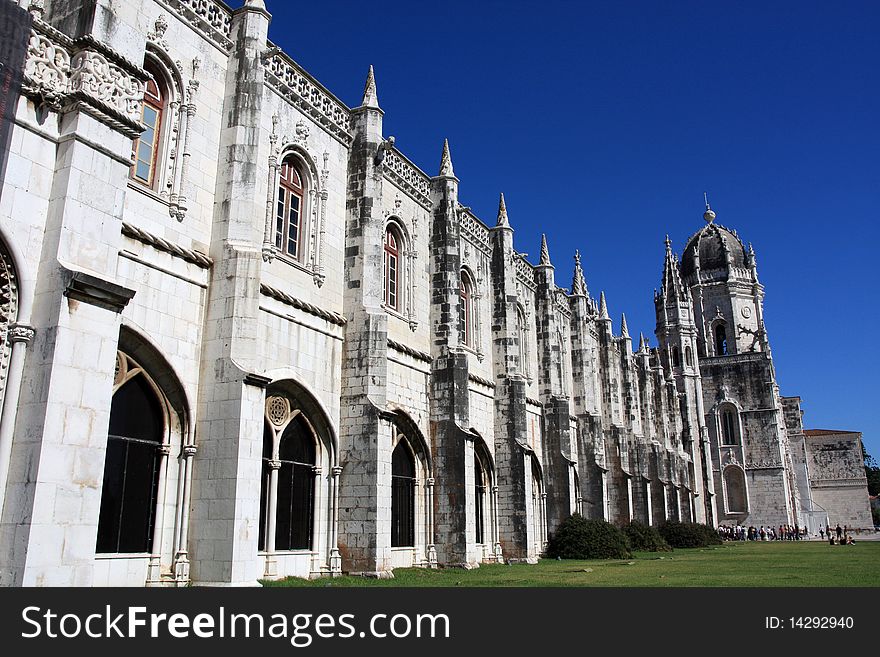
539,234 -> 550,266
661,235 -> 685,303
639,332 -> 648,352
571,250 -> 587,296
620,313 -> 630,339
361,65 -> 379,108
598,291 -> 609,320
496,192 -> 509,227
438,138 -> 455,177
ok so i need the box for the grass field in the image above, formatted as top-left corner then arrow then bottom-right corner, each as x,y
263,540 -> 880,587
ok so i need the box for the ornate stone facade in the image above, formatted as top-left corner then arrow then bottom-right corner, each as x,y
0,0 -> 870,587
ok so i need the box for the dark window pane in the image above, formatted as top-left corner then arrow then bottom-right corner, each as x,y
96,439 -> 127,553
392,440 -> 416,547
109,375 -> 164,443
259,458 -> 270,551
279,417 -> 315,464
98,371 -> 164,554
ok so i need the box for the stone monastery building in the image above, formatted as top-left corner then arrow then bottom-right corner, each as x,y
0,0 -> 872,586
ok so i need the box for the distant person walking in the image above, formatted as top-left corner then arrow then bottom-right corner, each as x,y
836,524 -> 842,540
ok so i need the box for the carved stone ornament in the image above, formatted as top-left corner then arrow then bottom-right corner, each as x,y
266,395 -> 290,426
7,323 -> 36,344
69,49 -> 143,121
148,14 -> 170,51
24,32 -> 71,103
293,119 -> 309,147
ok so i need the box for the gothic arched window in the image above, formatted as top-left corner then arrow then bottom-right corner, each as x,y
384,225 -> 401,310
720,404 -> 740,446
97,354 -> 166,553
131,64 -> 168,188
672,346 -> 681,368
391,439 -> 416,547
276,156 -> 306,260
714,323 -> 728,356
260,396 -> 320,553
459,271 -> 475,348
685,345 -> 693,367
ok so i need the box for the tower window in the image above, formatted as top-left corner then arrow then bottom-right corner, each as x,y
685,346 -> 693,367
384,225 -> 401,310
714,323 -> 728,356
672,346 -> 681,368
459,271 -> 476,348
720,404 -> 740,446
276,157 -> 305,260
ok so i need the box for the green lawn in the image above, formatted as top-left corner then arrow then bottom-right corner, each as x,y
263,540 -> 880,587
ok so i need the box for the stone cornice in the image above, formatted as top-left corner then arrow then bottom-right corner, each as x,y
468,373 -> 496,389
387,339 -> 432,363
259,284 -> 346,326
121,222 -> 213,268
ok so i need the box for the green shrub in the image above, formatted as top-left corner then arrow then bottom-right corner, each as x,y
623,520 -> 672,552
658,520 -> 722,548
547,514 -> 632,559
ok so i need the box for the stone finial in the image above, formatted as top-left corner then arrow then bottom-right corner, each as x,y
439,138 -> 455,177
598,291 -> 609,320
539,234 -> 550,266
245,0 -> 267,8
571,250 -> 587,297
361,65 -> 380,109
620,313 -> 630,339
703,192 -> 716,223
639,332 -> 647,352
496,192 -> 509,227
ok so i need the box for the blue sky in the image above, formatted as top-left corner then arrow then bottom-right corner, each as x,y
263,0 -> 880,459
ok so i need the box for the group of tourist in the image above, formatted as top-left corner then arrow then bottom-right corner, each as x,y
822,524 -> 857,545
716,522 -> 860,545
717,524 -> 809,541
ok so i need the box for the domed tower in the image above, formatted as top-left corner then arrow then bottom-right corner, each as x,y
672,200 -> 804,530
681,202 -> 767,358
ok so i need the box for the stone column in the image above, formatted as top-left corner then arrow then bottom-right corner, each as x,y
533,238 -> 574,537
336,67 -> 393,576
173,443 -> 197,584
426,142 -> 476,567
147,442 -> 173,585
0,0 -> 144,586
488,198 -> 533,562
263,459 -> 281,578
329,465 -> 342,574
0,323 -> 35,516
189,1 -> 272,586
